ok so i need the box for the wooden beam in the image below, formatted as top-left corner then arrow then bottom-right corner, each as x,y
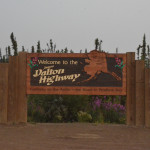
135,60 -> 145,126
0,64 -> 8,124
145,68 -> 150,127
17,52 -> 27,123
7,56 -> 18,123
126,52 -> 135,125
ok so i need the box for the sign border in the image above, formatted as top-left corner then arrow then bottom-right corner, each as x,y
27,51 -> 126,95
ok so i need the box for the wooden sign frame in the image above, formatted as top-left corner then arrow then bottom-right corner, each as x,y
27,50 -> 126,95
1,51 -> 150,127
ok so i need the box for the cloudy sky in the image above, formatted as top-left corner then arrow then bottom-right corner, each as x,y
0,0 -> 150,54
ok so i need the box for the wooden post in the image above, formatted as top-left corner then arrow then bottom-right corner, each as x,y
126,52 -> 136,125
145,68 -> 150,127
17,52 -> 27,123
7,53 -> 27,124
135,60 -> 145,126
7,56 -> 18,123
0,64 -> 8,124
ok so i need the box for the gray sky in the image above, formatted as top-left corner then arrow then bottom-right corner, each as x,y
0,0 -> 150,54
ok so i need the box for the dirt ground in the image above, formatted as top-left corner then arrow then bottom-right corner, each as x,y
0,123 -> 150,150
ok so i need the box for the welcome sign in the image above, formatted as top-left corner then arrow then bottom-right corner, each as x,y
31,58 -> 81,86
27,50 -> 126,95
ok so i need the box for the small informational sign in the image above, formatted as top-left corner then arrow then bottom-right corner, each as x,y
27,50 -> 126,95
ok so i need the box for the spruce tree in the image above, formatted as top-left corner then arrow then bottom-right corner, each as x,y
31,46 -> 35,53
37,41 -> 41,53
54,44 -> 56,53
5,47 -> 8,62
10,32 -> 18,56
8,46 -> 11,56
99,40 -> 102,51
50,39 -> 53,52
61,49 -> 64,53
147,45 -> 150,68
64,47 -> 68,53
137,45 -> 142,60
0,48 -> 2,62
56,50 -> 60,53
147,45 -> 150,57
22,46 -> 25,52
95,38 -> 99,50
141,34 -> 147,60
47,39 -> 56,53
137,34 -> 150,67
5,47 -> 8,57
47,43 -> 50,53
85,49 -> 88,53
2,55 -> 5,63
116,48 -> 118,54
70,49 -> 74,53
42,49 -> 46,53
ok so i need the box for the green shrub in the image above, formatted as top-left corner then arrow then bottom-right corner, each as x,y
77,111 -> 92,122
27,95 -> 126,124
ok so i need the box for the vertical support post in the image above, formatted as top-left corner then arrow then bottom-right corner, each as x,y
7,53 -> 27,124
17,52 -> 27,123
135,60 -> 145,126
145,68 -> 150,127
7,56 -> 18,123
126,52 -> 135,125
0,64 -> 8,124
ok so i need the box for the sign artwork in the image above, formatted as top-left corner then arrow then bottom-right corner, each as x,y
27,50 -> 126,95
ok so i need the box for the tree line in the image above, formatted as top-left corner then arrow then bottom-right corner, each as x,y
0,33 -> 106,63
0,33 -> 150,67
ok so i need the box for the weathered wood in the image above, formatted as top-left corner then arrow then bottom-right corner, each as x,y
0,64 -> 8,123
7,56 -> 14,123
145,68 -> 150,127
17,52 -> 27,123
7,56 -> 18,123
27,51 -> 127,95
126,52 -> 135,125
135,60 -> 145,126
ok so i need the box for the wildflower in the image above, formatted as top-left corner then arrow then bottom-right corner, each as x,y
104,96 -> 106,99
115,57 -> 126,71
28,57 -> 39,69
92,97 -> 102,110
32,57 -> 38,66
115,57 -> 121,66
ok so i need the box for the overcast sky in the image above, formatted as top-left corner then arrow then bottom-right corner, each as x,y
0,0 -> 150,54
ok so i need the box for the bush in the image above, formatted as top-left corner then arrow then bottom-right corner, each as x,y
27,95 -> 126,124
91,96 -> 126,124
77,111 -> 92,122
27,95 -> 91,123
